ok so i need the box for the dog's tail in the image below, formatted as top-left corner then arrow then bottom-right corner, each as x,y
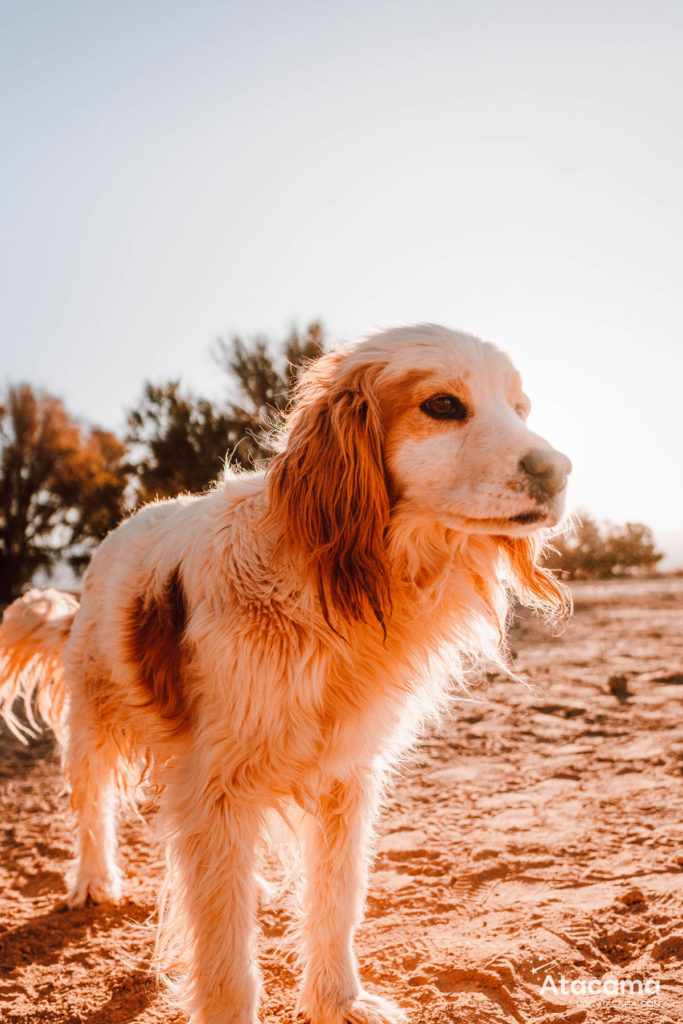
0,588 -> 79,743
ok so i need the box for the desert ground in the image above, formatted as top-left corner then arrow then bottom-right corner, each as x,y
1,575 -> 683,1024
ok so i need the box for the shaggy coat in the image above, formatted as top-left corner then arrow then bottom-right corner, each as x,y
0,325 -> 571,1024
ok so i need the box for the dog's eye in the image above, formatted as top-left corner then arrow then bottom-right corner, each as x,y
420,393 -> 469,421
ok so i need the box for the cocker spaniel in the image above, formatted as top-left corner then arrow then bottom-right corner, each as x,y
0,325 -> 571,1024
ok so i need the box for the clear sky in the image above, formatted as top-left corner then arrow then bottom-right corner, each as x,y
2,2 -> 682,560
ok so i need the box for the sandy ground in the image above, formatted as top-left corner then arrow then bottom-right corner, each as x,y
2,575 -> 683,1024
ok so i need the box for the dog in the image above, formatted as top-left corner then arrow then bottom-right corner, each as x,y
0,325 -> 571,1024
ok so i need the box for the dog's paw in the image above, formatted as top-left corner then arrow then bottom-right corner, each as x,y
190,1010 -> 258,1024
299,991 -> 408,1024
67,872 -> 122,907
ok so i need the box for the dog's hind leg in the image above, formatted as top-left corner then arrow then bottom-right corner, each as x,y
62,678 -> 124,907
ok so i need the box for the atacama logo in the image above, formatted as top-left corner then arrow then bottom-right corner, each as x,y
540,974 -> 660,998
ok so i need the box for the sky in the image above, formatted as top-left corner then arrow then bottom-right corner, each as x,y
2,1 -> 682,563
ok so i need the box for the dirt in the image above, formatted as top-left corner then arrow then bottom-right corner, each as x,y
2,576 -> 683,1023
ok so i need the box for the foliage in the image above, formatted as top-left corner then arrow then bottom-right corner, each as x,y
0,385 -> 128,604
1,323 -> 325,599
127,322 -> 325,503
212,320 -> 325,451
544,511 -> 663,579
126,382 -> 254,504
7,323 -> 665,601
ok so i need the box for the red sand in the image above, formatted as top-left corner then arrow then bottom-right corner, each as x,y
2,576 -> 683,1023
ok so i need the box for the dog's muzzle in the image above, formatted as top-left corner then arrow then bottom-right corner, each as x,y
519,448 -> 572,501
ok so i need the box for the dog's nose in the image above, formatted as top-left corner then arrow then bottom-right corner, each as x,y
520,448 -> 572,499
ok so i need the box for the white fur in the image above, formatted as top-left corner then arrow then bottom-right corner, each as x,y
0,325 -> 570,1024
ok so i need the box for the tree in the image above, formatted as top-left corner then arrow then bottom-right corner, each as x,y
212,320 -> 326,454
0,385 -> 128,604
544,511 -> 663,579
126,382 -> 256,505
603,521 -> 663,575
127,322 -> 326,503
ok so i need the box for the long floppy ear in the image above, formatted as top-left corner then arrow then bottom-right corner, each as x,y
265,351 -> 391,633
497,534 -> 571,620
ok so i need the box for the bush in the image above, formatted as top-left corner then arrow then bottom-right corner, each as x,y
544,511 -> 663,579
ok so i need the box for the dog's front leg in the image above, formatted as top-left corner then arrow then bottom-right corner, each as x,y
298,771 -> 408,1024
159,784 -> 262,1024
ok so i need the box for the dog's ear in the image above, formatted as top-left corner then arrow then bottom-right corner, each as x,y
266,351 -> 391,634
498,534 -> 570,619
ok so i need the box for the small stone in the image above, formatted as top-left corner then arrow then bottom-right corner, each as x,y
608,674 -> 630,696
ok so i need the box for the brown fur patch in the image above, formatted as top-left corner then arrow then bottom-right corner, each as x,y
264,358 -> 392,633
382,369 -> 474,442
377,368 -> 431,424
127,567 -> 188,722
381,369 -> 474,491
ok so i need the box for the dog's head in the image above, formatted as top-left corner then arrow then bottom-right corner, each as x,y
266,324 -> 571,631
